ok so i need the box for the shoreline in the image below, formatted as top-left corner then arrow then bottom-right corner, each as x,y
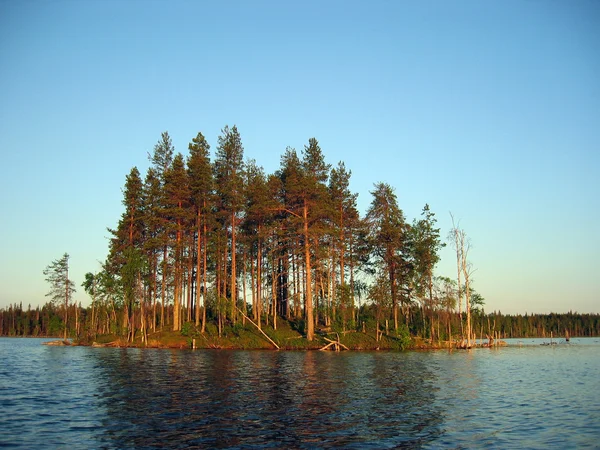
37,333 -> 508,351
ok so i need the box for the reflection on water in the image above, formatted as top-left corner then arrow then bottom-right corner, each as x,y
91,350 -> 443,448
0,338 -> 598,449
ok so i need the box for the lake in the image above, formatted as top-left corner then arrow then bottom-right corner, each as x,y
1,337 -> 598,448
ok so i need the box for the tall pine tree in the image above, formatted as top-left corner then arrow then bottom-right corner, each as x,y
214,125 -> 245,323
187,132 -> 213,329
366,182 -> 409,333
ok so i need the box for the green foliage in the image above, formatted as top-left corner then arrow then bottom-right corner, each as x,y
43,253 -> 76,307
366,183 -> 411,317
48,315 -> 63,336
393,323 -> 411,350
187,131 -> 212,207
180,321 -> 193,337
149,131 -> 174,176
120,247 -> 145,307
412,204 -> 444,298
231,322 -> 246,337
470,291 -> 485,313
290,318 -> 306,335
215,124 -> 245,212
204,321 -> 218,336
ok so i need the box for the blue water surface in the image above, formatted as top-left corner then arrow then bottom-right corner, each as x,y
0,337 -> 598,448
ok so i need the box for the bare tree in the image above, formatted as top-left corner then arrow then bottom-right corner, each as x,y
449,214 -> 473,348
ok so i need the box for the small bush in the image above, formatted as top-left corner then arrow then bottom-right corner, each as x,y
180,321 -> 193,337
205,322 -> 218,336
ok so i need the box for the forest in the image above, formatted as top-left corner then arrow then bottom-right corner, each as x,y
1,301 -> 598,342
2,127 -> 597,346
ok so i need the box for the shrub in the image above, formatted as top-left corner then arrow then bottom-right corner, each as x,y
181,321 -> 194,337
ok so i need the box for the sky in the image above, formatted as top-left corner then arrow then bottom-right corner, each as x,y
0,0 -> 598,315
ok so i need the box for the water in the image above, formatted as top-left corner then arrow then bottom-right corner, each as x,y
1,338 -> 598,449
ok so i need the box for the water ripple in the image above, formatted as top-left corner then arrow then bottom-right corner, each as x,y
1,338 -> 598,448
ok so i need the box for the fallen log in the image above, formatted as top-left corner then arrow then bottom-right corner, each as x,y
235,307 -> 280,350
319,334 -> 349,351
43,340 -> 71,346
91,341 -> 120,348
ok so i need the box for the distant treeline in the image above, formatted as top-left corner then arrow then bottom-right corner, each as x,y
1,301 -> 598,340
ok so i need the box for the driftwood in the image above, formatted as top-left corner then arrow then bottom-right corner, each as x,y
456,339 -> 472,349
91,340 -> 120,348
319,334 -> 349,351
43,340 -> 71,346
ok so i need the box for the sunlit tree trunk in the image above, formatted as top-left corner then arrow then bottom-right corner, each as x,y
450,214 -> 464,341
201,216 -> 208,333
161,246 -> 167,330
231,210 -> 238,323
304,201 -> 314,341
256,230 -> 262,329
195,210 -> 202,327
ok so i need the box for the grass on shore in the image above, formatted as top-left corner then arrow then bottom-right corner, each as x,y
79,318 -> 413,351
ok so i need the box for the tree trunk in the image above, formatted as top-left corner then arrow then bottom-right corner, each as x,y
257,234 -> 262,329
161,246 -> 167,330
271,250 -> 277,331
152,254 -> 157,332
251,249 -> 257,321
201,210 -> 208,333
173,215 -> 182,332
64,265 -> 69,340
231,210 -> 237,324
304,201 -> 314,340
195,211 -> 202,326
242,251 -> 248,325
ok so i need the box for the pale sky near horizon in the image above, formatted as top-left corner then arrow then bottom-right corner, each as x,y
1,1 -> 598,315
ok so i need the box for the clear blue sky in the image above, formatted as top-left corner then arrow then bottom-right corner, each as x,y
1,1 -> 598,315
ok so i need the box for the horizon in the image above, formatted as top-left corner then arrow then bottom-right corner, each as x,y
1,1 -> 598,315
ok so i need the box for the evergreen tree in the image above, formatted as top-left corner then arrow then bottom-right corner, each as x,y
142,167 -> 164,331
164,153 -> 192,331
329,161 -> 359,328
43,253 -> 76,340
277,138 -> 330,340
214,125 -> 245,322
366,182 -> 409,333
82,272 -> 99,337
149,131 -> 174,177
147,131 -> 175,330
275,147 -> 303,321
187,132 -> 213,329
412,204 -> 444,341
107,166 -> 146,340
243,159 -> 274,327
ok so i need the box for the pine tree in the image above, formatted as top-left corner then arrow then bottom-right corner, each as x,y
142,167 -> 163,331
82,272 -> 99,337
147,131 -> 175,330
243,160 -> 275,327
149,131 -> 174,177
412,204 -> 444,341
187,132 -> 213,329
43,253 -> 76,340
164,153 -> 192,331
366,182 -> 409,333
277,139 -> 330,340
329,161 -> 359,329
106,167 -> 146,341
214,125 -> 245,323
